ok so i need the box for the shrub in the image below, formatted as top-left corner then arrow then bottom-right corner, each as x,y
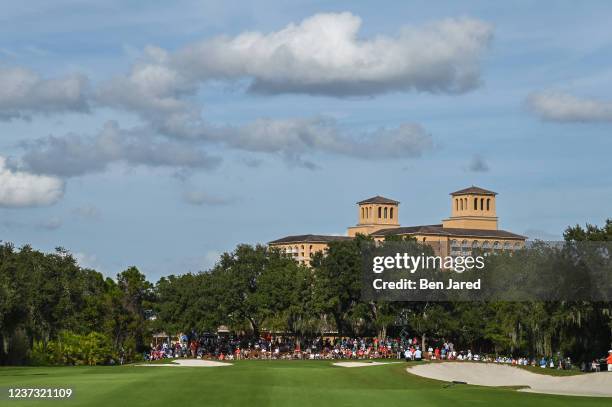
30,331 -> 116,366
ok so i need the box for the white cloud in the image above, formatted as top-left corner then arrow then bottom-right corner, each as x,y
172,13 -> 493,96
95,48 -> 197,123
85,14 -> 461,164
98,14 -> 492,116
7,13 -> 460,178
0,66 -> 89,121
0,157 -> 64,207
527,91 -> 612,122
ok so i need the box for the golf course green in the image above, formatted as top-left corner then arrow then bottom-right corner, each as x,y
0,361 -> 609,406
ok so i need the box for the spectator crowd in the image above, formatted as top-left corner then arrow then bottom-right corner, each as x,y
145,333 -> 611,372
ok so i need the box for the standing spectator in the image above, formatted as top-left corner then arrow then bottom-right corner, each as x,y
414,347 -> 422,361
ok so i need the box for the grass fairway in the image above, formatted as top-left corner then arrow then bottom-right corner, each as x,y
0,361 -> 609,407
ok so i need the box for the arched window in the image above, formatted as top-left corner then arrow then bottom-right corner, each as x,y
474,198 -> 478,210
493,241 -> 501,251
455,199 -> 458,211
503,242 -> 511,250
480,198 -> 484,210
465,198 -> 468,209
514,243 -> 521,250
384,207 -> 388,218
472,240 -> 479,249
361,207 -> 364,219
460,199 -> 463,210
390,207 -> 394,219
486,198 -> 490,211
482,241 -> 491,250
378,207 -> 382,218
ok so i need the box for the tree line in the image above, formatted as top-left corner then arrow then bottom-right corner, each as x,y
0,219 -> 610,365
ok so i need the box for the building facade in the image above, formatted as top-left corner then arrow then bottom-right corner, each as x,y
269,186 -> 526,265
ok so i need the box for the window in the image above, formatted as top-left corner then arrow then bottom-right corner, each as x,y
503,242 -> 511,250
486,198 -> 490,211
390,207 -> 394,219
474,198 -> 478,210
480,198 -> 484,210
472,240 -> 479,249
384,207 -> 388,218
460,199 -> 463,210
361,207 -> 364,219
455,199 -> 458,211
378,207 -> 382,218
450,239 -> 460,255
493,241 -> 501,251
461,240 -> 470,254
482,241 -> 491,250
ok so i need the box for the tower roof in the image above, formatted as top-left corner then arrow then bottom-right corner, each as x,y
357,195 -> 399,205
450,186 -> 497,196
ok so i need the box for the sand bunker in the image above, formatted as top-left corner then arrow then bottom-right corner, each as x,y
138,359 -> 232,367
408,362 -> 612,397
333,361 -> 398,368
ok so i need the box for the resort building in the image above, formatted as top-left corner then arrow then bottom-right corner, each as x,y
269,186 -> 527,265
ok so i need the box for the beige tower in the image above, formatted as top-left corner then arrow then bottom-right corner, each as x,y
347,196 -> 400,237
442,186 -> 498,230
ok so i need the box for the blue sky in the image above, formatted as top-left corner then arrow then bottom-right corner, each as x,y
1,0 -> 611,280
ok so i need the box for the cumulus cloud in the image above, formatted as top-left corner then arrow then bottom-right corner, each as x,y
467,154 -> 489,172
89,13 -> 492,145
0,66 -> 89,121
6,13 -> 458,183
172,13 -> 493,96
18,121 -> 222,177
95,48 -> 198,124
527,91 -> 612,122
0,157 -> 64,207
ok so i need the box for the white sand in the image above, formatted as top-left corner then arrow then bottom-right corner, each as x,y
138,359 -> 232,367
333,361 -> 398,368
408,362 -> 612,397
